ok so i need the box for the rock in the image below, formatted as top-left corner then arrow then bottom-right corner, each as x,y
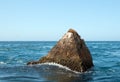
27,29 -> 94,72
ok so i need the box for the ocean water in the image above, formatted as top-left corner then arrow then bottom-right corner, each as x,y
0,41 -> 120,82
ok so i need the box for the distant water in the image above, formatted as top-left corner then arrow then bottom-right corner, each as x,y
0,41 -> 120,82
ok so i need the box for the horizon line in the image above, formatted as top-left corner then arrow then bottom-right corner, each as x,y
0,40 -> 120,42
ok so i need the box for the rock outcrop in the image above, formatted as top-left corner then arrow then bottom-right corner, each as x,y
27,29 -> 94,72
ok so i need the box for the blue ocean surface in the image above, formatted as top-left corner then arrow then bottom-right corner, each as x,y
0,41 -> 120,82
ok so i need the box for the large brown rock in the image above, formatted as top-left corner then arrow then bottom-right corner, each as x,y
27,29 -> 94,72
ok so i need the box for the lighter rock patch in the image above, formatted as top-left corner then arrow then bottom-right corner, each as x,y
63,32 -> 73,39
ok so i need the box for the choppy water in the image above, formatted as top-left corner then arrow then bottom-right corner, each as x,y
0,41 -> 120,82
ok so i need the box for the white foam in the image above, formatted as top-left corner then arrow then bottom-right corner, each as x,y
0,61 -> 6,64
38,62 -> 81,74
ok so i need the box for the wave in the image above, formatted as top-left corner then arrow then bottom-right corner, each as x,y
38,62 -> 81,74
